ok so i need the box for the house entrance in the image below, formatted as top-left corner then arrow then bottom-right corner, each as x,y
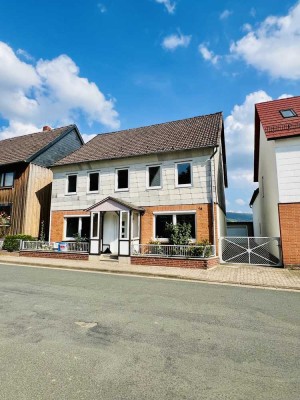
102,212 -> 119,254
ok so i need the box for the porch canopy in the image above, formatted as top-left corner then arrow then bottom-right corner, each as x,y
85,197 -> 144,256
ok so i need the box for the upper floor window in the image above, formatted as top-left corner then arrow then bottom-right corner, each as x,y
88,172 -> 99,193
147,165 -> 161,189
0,172 -> 14,188
176,162 -> 192,187
67,174 -> 77,194
280,109 -> 297,118
116,168 -> 129,191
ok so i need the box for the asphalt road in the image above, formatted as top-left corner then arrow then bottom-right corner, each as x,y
0,264 -> 299,400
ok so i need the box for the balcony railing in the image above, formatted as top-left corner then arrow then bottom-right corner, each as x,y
131,244 -> 216,258
22,241 -> 89,253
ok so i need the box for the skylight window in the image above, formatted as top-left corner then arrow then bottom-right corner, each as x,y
280,109 -> 297,118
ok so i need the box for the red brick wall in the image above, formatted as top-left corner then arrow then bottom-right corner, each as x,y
20,251 -> 88,260
50,210 -> 90,242
131,256 -> 219,269
279,203 -> 300,268
141,203 -> 214,244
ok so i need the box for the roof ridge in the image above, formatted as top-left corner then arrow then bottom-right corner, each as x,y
256,95 -> 300,107
85,112 -> 223,142
0,124 -> 75,143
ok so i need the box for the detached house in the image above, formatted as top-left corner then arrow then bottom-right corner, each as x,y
250,96 -> 300,268
0,125 -> 83,238
50,113 -> 228,259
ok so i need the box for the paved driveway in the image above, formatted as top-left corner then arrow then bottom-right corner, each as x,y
0,264 -> 299,399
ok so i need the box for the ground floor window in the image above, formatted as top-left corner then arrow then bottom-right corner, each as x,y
154,213 -> 196,240
65,216 -> 90,240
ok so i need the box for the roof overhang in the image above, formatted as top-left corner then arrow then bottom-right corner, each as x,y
249,188 -> 259,207
85,196 -> 144,213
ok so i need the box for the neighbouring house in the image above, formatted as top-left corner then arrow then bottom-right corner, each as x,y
226,212 -> 253,237
251,95 -> 300,268
0,125 -> 84,238
49,113 -> 228,260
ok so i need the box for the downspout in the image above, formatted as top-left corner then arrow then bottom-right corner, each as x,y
209,147 -> 218,248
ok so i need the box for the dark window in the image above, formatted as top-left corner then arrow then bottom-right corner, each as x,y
280,109 -> 297,118
81,217 -> 90,239
0,205 -> 11,216
176,214 -> 196,238
89,172 -> 99,192
117,169 -> 128,190
155,215 -> 172,238
177,162 -> 191,185
67,175 -> 77,193
66,218 -> 79,238
0,172 -> 14,187
92,213 -> 99,238
148,166 -> 161,188
66,217 -> 90,239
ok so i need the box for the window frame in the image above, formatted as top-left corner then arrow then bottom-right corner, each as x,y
279,109 -> 297,118
153,211 -> 196,242
65,174 -> 78,195
91,212 -> 100,239
146,164 -> 162,190
115,168 -> 129,192
87,171 -> 100,194
120,210 -> 130,240
0,172 -> 15,189
64,215 -> 90,240
175,161 -> 193,188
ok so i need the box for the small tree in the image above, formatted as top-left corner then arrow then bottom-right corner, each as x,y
0,212 -> 10,239
165,222 -> 192,245
39,220 -> 46,242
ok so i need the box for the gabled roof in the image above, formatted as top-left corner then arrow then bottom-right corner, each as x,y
0,125 -> 82,167
55,113 -> 224,166
254,96 -> 300,181
85,196 -> 144,212
255,96 -> 300,140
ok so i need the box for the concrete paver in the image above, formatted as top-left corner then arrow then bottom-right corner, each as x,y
1,253 -> 300,290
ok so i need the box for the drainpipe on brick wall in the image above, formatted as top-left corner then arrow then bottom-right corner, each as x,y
209,147 -> 218,247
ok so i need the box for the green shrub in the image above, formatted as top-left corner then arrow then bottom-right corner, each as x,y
190,239 -> 213,258
165,222 -> 192,246
3,234 -> 35,252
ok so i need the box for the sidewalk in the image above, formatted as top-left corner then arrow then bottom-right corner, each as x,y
0,253 -> 300,290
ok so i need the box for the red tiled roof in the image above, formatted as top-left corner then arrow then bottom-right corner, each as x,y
254,96 -> 300,181
256,96 -> 300,140
55,113 -> 224,166
0,125 -> 76,166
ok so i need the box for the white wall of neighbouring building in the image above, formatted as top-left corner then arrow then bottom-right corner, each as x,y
275,136 -> 300,204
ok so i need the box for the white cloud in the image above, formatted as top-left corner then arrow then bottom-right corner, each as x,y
220,9 -> 232,20
97,3 -> 106,13
235,198 -> 246,206
155,0 -> 176,14
225,90 -> 272,157
231,2 -> 300,80
198,44 -> 220,65
162,33 -> 191,50
16,48 -> 34,61
0,41 -> 120,140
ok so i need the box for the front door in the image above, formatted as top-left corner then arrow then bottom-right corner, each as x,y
102,212 -> 119,254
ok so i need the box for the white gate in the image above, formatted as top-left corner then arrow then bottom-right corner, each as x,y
220,237 -> 282,266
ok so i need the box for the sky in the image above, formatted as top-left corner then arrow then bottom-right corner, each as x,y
0,0 -> 300,213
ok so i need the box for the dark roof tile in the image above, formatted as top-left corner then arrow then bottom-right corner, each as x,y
0,125 -> 75,166
55,113 -> 223,166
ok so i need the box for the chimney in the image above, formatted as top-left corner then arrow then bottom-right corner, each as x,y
43,125 -> 52,132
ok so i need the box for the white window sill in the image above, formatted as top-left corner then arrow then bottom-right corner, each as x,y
115,188 -> 129,192
175,184 -> 192,188
147,186 -> 162,190
65,192 -> 77,196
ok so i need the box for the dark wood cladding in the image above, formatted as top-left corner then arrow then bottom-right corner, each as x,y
0,162 -> 30,235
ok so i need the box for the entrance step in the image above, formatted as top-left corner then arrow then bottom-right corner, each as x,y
99,254 -> 119,262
